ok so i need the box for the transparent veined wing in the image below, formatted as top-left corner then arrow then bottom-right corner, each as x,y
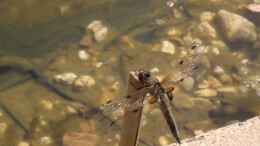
100,41 -> 207,117
165,41 -> 207,85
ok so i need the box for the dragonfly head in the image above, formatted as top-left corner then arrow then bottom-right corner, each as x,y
138,70 -> 150,81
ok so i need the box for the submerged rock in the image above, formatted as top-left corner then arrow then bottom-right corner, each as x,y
87,20 -> 108,42
17,141 -> 30,146
40,100 -> 54,110
212,47 -> 220,55
216,10 -> 257,43
54,73 -> 78,85
198,77 -> 223,89
40,136 -> 52,145
95,62 -> 103,68
219,73 -> 233,83
160,40 -> 175,55
181,76 -> 195,91
200,11 -> 216,22
158,135 -> 170,146
197,22 -> 217,39
173,93 -> 194,109
194,89 -> 218,97
213,66 -> 225,75
78,50 -> 89,61
150,67 -> 160,73
217,86 -> 238,94
73,75 -> 96,90
192,97 -> 215,110
66,106 -> 77,114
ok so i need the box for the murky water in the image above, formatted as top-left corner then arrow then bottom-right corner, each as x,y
0,0 -> 260,146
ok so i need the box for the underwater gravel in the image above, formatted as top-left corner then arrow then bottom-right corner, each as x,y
169,116 -> 260,146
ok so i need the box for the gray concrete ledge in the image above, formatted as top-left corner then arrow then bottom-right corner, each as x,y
169,116 -> 260,146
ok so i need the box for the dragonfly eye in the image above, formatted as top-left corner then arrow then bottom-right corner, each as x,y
138,70 -> 151,82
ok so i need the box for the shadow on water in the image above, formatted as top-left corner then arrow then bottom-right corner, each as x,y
208,101 -> 256,126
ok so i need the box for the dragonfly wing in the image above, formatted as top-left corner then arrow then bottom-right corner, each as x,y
169,43 -> 206,84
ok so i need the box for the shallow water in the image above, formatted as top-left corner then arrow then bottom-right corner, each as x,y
0,0 -> 260,146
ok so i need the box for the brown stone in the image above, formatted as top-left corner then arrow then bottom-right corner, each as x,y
79,35 -> 94,48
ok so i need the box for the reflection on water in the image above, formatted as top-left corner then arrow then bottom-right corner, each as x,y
0,0 -> 260,146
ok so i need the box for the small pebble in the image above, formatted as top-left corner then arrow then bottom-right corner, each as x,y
87,20 -> 108,42
107,138 -> 113,142
192,43 -> 206,55
195,88 -> 218,97
40,136 -> 52,145
155,19 -> 167,25
59,5 -> 70,16
158,136 -> 170,146
66,106 -> 77,114
166,0 -> 175,8
180,50 -> 188,56
217,86 -> 237,93
150,67 -> 160,73
197,22 -> 217,39
78,50 -> 90,61
239,85 -> 249,94
17,141 -> 30,146
87,20 -> 103,32
211,40 -> 227,48
198,81 -> 210,89
213,66 -> 225,75
39,119 -> 48,126
161,40 -> 175,55
220,74 -> 233,83
167,28 -> 180,36
115,133 -> 120,140
73,75 -> 96,89
40,100 -> 53,110
111,81 -> 120,91
241,59 -> 249,65
200,11 -> 216,22
54,73 -> 78,85
94,27 -> 108,42
181,76 -> 195,91
212,47 -> 220,55
95,62 -> 103,68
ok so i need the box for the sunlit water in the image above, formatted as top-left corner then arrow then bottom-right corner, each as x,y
0,0 -> 260,146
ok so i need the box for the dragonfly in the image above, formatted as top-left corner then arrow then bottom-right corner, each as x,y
100,40 -> 206,118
